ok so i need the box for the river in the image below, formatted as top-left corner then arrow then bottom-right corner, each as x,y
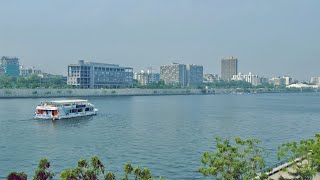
1,93 -> 319,179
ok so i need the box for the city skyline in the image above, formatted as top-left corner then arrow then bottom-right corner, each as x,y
1,0 -> 320,80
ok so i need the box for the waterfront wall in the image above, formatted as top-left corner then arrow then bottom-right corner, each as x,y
0,88 -> 204,98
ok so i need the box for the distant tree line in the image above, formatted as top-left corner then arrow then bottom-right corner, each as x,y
8,134 -> 320,180
1,74 -> 318,92
0,74 -> 69,89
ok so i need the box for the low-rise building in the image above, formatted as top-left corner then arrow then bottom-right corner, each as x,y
20,66 -> 42,77
259,77 -> 269,85
134,70 -> 160,85
287,83 -> 319,89
269,76 -> 292,86
67,60 -> 133,89
203,74 -> 219,83
232,72 -> 260,86
310,77 -> 320,85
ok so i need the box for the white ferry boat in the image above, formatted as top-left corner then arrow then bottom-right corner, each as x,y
34,100 -> 98,120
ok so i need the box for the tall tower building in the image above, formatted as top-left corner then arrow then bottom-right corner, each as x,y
160,63 -> 187,87
221,56 -> 238,81
0,56 -> 20,77
186,64 -> 203,86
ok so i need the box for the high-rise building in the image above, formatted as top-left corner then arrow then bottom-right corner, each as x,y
160,63 -> 203,87
0,56 -> 20,77
221,56 -> 238,81
160,63 -> 187,87
186,64 -> 203,86
67,60 -> 133,89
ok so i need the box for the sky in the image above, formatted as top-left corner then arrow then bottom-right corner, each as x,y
0,0 -> 319,80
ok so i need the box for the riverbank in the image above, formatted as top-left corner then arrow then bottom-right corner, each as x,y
0,88 -> 316,98
0,88 -> 204,98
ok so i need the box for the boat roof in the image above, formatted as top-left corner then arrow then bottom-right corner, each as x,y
44,100 -> 88,104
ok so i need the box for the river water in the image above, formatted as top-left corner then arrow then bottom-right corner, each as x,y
1,93 -> 320,179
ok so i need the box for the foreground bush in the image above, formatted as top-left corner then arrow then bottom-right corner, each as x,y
278,134 -> 320,180
198,137 -> 268,179
8,156 -> 161,180
7,172 -> 27,180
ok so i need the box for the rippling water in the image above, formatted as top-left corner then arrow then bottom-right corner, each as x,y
1,93 -> 320,179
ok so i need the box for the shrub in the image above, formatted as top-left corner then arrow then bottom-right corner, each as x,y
7,172 -> 27,180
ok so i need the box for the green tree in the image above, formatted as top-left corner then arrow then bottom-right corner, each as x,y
104,172 -> 116,180
122,163 -> 159,180
61,157 -> 160,180
0,75 -> 16,88
7,172 -> 27,180
198,137 -> 268,180
61,156 -> 105,180
277,134 -> 320,180
33,158 -> 54,180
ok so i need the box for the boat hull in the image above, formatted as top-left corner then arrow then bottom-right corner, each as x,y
34,111 -> 97,120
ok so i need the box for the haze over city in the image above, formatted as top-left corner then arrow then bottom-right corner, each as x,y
0,0 -> 319,80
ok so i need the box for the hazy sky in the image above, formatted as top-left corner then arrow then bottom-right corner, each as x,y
0,0 -> 319,80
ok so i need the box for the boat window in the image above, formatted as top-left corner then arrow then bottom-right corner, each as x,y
85,108 -> 90,111
78,109 -> 83,112
76,104 -> 86,108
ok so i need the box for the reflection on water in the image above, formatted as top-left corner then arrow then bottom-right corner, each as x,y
50,115 -> 95,127
0,93 -> 320,179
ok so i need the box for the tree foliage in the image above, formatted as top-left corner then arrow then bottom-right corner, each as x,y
60,156 -> 161,180
7,172 -> 27,180
198,137 -> 268,180
0,74 -> 69,89
277,134 -> 320,180
33,158 -> 54,180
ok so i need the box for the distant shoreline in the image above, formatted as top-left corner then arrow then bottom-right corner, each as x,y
0,88 -> 204,98
0,88 -> 316,98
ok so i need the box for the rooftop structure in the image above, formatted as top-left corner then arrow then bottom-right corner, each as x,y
49,100 -> 88,104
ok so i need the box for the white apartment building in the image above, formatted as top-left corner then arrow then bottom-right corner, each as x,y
310,77 -> 320,85
134,70 -> 160,85
232,72 -> 260,86
269,76 -> 292,86
203,74 -> 219,83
